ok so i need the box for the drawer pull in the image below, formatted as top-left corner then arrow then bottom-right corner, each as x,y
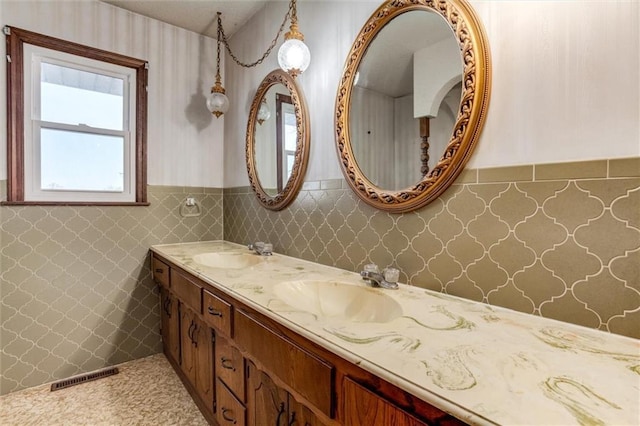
208,306 -> 223,317
276,402 -> 285,426
220,357 -> 236,371
221,408 -> 237,424
155,268 -> 164,273
163,297 -> 171,317
192,323 -> 199,348
188,320 -> 195,342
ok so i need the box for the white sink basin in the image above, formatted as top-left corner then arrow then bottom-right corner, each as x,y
273,280 -> 403,323
193,252 -> 261,269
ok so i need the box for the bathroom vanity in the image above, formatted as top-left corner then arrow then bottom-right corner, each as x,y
150,241 -> 639,425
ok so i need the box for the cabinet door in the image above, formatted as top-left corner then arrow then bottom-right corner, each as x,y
343,377 -> 426,426
288,397 -> 328,426
160,287 -> 180,363
193,318 -> 214,414
246,361 -> 288,426
180,305 -> 197,384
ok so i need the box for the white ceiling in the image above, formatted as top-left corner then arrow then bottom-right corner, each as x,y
101,0 -> 272,38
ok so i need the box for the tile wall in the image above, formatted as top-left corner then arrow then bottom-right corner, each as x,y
0,184 -> 223,394
224,158 -> 640,340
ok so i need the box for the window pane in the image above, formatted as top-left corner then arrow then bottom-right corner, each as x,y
40,62 -> 124,130
286,154 -> 295,179
41,128 -> 124,191
284,110 -> 297,151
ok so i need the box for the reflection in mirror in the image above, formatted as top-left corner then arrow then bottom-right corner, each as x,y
350,10 -> 462,191
335,0 -> 491,213
254,85 -> 297,196
247,69 -> 310,211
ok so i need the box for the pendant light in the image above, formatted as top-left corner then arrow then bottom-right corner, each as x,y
277,0 -> 310,77
208,0 -> 310,117
206,13 -> 229,118
257,98 -> 271,125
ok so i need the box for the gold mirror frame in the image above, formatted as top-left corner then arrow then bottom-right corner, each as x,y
247,69 -> 310,211
335,0 -> 491,213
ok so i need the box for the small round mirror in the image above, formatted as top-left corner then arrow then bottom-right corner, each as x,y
247,70 -> 309,210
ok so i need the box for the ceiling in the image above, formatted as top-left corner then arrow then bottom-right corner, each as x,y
101,0 -> 272,38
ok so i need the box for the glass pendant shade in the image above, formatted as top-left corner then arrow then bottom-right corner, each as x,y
207,89 -> 229,118
257,100 -> 271,125
278,38 -> 310,77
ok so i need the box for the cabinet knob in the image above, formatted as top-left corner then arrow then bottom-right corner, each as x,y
221,408 -> 237,424
208,306 -> 223,317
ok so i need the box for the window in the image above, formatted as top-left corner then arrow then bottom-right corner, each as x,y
5,26 -> 148,204
276,93 -> 296,193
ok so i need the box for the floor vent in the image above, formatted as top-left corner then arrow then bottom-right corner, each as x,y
50,367 -> 119,391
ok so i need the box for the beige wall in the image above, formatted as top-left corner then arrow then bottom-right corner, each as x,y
0,0 -> 224,395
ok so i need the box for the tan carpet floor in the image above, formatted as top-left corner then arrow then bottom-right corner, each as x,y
0,353 -> 208,426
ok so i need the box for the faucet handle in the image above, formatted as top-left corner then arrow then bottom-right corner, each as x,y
382,267 -> 399,284
363,263 -> 379,274
261,243 -> 273,255
248,241 -> 264,250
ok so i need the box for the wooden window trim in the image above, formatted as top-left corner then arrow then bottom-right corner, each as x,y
4,26 -> 148,206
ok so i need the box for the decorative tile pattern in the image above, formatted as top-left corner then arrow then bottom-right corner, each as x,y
0,184 -> 223,395
224,171 -> 640,339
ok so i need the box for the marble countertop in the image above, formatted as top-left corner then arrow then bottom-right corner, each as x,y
151,241 -> 640,426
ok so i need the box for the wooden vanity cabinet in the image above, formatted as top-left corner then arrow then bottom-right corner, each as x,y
159,287 -> 180,364
235,310 -> 333,419
343,377 -> 426,426
152,257 -> 170,288
177,303 -> 215,416
216,377 -> 246,426
180,305 -> 214,413
246,361 -> 327,426
151,253 -> 464,426
215,334 -> 244,399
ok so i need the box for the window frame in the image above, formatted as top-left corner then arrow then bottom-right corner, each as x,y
4,26 -> 148,205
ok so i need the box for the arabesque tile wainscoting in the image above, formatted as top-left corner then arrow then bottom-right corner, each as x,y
0,185 -> 223,395
225,158 -> 640,340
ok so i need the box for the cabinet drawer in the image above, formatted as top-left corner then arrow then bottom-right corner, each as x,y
343,377 -> 427,426
217,378 -> 246,426
152,257 -> 170,289
216,334 -> 245,401
235,310 -> 334,418
170,269 -> 202,314
203,289 -> 232,336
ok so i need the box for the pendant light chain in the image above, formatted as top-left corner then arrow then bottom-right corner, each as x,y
217,0 -> 294,69
215,16 -> 222,82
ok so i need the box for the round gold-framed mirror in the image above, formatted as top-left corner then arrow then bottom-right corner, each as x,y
335,0 -> 491,213
247,69 -> 310,211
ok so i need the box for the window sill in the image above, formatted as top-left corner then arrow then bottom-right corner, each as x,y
1,201 -> 150,207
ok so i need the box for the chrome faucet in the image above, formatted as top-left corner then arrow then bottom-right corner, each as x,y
247,241 -> 273,256
360,264 -> 400,290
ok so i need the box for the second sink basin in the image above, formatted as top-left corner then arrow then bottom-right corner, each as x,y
273,280 -> 403,323
193,252 -> 261,269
